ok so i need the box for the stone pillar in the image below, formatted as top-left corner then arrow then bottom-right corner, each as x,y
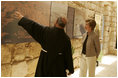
103,4 -> 112,55
108,2 -> 117,55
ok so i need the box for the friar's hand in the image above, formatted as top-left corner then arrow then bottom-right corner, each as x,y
13,11 -> 24,20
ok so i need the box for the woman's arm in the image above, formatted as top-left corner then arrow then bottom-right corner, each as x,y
94,35 -> 100,59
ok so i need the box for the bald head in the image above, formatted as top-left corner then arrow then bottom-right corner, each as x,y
55,17 -> 67,28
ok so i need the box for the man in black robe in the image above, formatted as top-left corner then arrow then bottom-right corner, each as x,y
13,12 -> 74,77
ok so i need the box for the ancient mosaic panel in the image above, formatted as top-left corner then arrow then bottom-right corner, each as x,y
73,8 -> 86,38
1,1 -> 51,44
66,7 -> 75,39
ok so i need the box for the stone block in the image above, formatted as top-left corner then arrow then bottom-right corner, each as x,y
110,49 -> 117,55
11,61 -> 28,77
73,57 -> 80,68
103,43 -> 108,49
99,1 -> 105,7
14,42 -> 26,49
26,58 -> 39,75
82,2 -> 88,8
111,17 -> 117,22
110,42 -> 116,46
86,9 -> 95,19
109,35 -> 116,42
104,31 -> 109,37
72,1 -> 83,7
14,43 -> 26,55
96,5 -> 101,13
104,21 -> 111,26
111,11 -> 117,17
102,49 -> 108,55
28,42 -> 41,58
112,2 -> 117,8
111,27 -> 117,32
14,46 -> 26,62
1,45 -> 11,64
14,53 -> 25,62
104,5 -> 111,11
93,1 -> 100,6
25,73 -> 35,77
111,32 -> 117,37
86,2 -> 92,10
73,50 -> 81,59
100,7 -> 104,13
104,16 -> 111,22
104,37 -> 109,42
1,64 -> 11,77
71,39 -> 82,49
91,3 -> 97,11
105,27 -> 110,32
104,10 -> 111,16
111,22 -> 117,27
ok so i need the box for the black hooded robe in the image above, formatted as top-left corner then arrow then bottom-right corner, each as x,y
18,17 -> 74,77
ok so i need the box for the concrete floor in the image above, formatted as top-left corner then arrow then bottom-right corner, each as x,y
69,55 -> 117,77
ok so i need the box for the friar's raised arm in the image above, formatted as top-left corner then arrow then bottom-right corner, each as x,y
13,11 -> 47,44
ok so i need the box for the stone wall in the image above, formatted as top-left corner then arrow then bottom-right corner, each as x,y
1,1 -> 117,77
108,2 -> 117,55
102,2 -> 117,55
1,42 -> 41,77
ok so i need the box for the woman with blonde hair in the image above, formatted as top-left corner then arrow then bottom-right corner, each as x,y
79,19 -> 100,77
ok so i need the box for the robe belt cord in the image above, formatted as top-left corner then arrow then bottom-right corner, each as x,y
42,48 -> 47,53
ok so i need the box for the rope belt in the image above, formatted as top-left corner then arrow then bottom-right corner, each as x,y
42,48 -> 47,53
